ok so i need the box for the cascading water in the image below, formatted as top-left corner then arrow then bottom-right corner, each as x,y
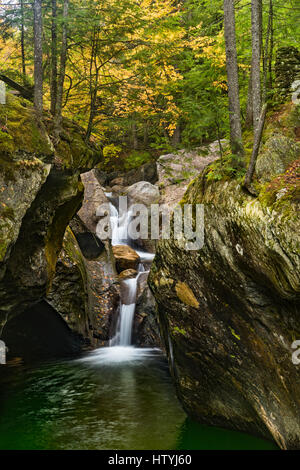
110,277 -> 138,347
106,192 -> 154,350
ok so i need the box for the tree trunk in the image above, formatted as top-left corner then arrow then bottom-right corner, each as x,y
50,0 -> 57,116
132,122 -> 138,150
251,0 -> 262,135
85,88 -> 97,141
20,0 -> 26,80
172,124 -> 181,147
244,103 -> 267,193
143,121 -> 149,148
268,0 -> 274,91
223,0 -> 244,156
54,0 -> 69,134
85,29 -> 99,142
33,0 -> 43,115
245,68 -> 253,128
0,74 -> 33,101
262,0 -> 273,103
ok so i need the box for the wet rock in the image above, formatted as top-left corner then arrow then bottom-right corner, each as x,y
118,268 -> 138,280
74,232 -> 105,260
134,286 -> 162,348
2,300 -> 83,362
47,225 -> 119,347
112,245 -> 140,273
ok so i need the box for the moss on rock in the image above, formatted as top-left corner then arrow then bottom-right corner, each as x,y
149,138 -> 300,448
256,135 -> 300,182
0,95 -> 102,330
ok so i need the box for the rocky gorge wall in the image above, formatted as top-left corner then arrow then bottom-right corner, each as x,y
0,95 -> 101,353
149,104 -> 300,449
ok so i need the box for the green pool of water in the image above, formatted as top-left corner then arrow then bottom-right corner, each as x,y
0,348 -> 277,450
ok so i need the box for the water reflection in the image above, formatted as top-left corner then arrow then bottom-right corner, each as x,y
0,350 -> 277,450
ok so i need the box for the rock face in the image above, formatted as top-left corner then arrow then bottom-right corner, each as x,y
256,135 -> 300,182
112,245 -> 140,273
46,228 -> 89,344
134,285 -> 162,348
157,141 -> 225,211
48,171 -> 120,347
275,46 -> 300,101
0,95 -> 101,339
96,161 -> 158,188
149,163 -> 300,449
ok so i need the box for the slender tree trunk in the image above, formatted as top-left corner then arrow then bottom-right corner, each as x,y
172,124 -> 181,146
50,0 -> 57,116
54,0 -> 69,133
262,0 -> 272,103
85,29 -> 99,141
251,0 -> 262,135
244,103 -> 267,193
33,0 -> 43,115
143,121 -> 149,148
86,87 -> 97,141
20,0 -> 26,80
132,122 -> 138,150
268,0 -> 274,91
223,0 -> 244,156
245,68 -> 253,128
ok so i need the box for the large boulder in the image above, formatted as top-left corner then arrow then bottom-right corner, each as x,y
0,95 -> 101,339
125,181 -> 160,206
149,165 -> 300,449
77,169 -> 108,233
157,140 -> 226,211
256,135 -> 300,182
112,245 -> 140,273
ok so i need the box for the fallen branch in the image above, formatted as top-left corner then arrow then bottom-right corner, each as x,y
0,74 -> 34,101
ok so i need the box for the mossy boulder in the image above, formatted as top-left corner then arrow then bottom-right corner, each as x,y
256,134 -> 300,182
0,96 -> 101,333
0,94 -> 53,157
149,167 -> 300,449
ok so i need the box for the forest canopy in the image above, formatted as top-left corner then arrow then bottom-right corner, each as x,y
0,0 -> 299,159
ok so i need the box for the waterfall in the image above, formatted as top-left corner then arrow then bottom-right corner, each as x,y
110,276 -> 139,347
106,192 -> 154,348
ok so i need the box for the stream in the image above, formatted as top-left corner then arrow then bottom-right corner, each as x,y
0,192 -> 277,450
0,352 -> 277,450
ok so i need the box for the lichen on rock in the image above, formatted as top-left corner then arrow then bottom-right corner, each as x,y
149,123 -> 300,448
0,95 -> 101,335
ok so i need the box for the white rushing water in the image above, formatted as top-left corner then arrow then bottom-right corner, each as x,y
106,192 -> 155,351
